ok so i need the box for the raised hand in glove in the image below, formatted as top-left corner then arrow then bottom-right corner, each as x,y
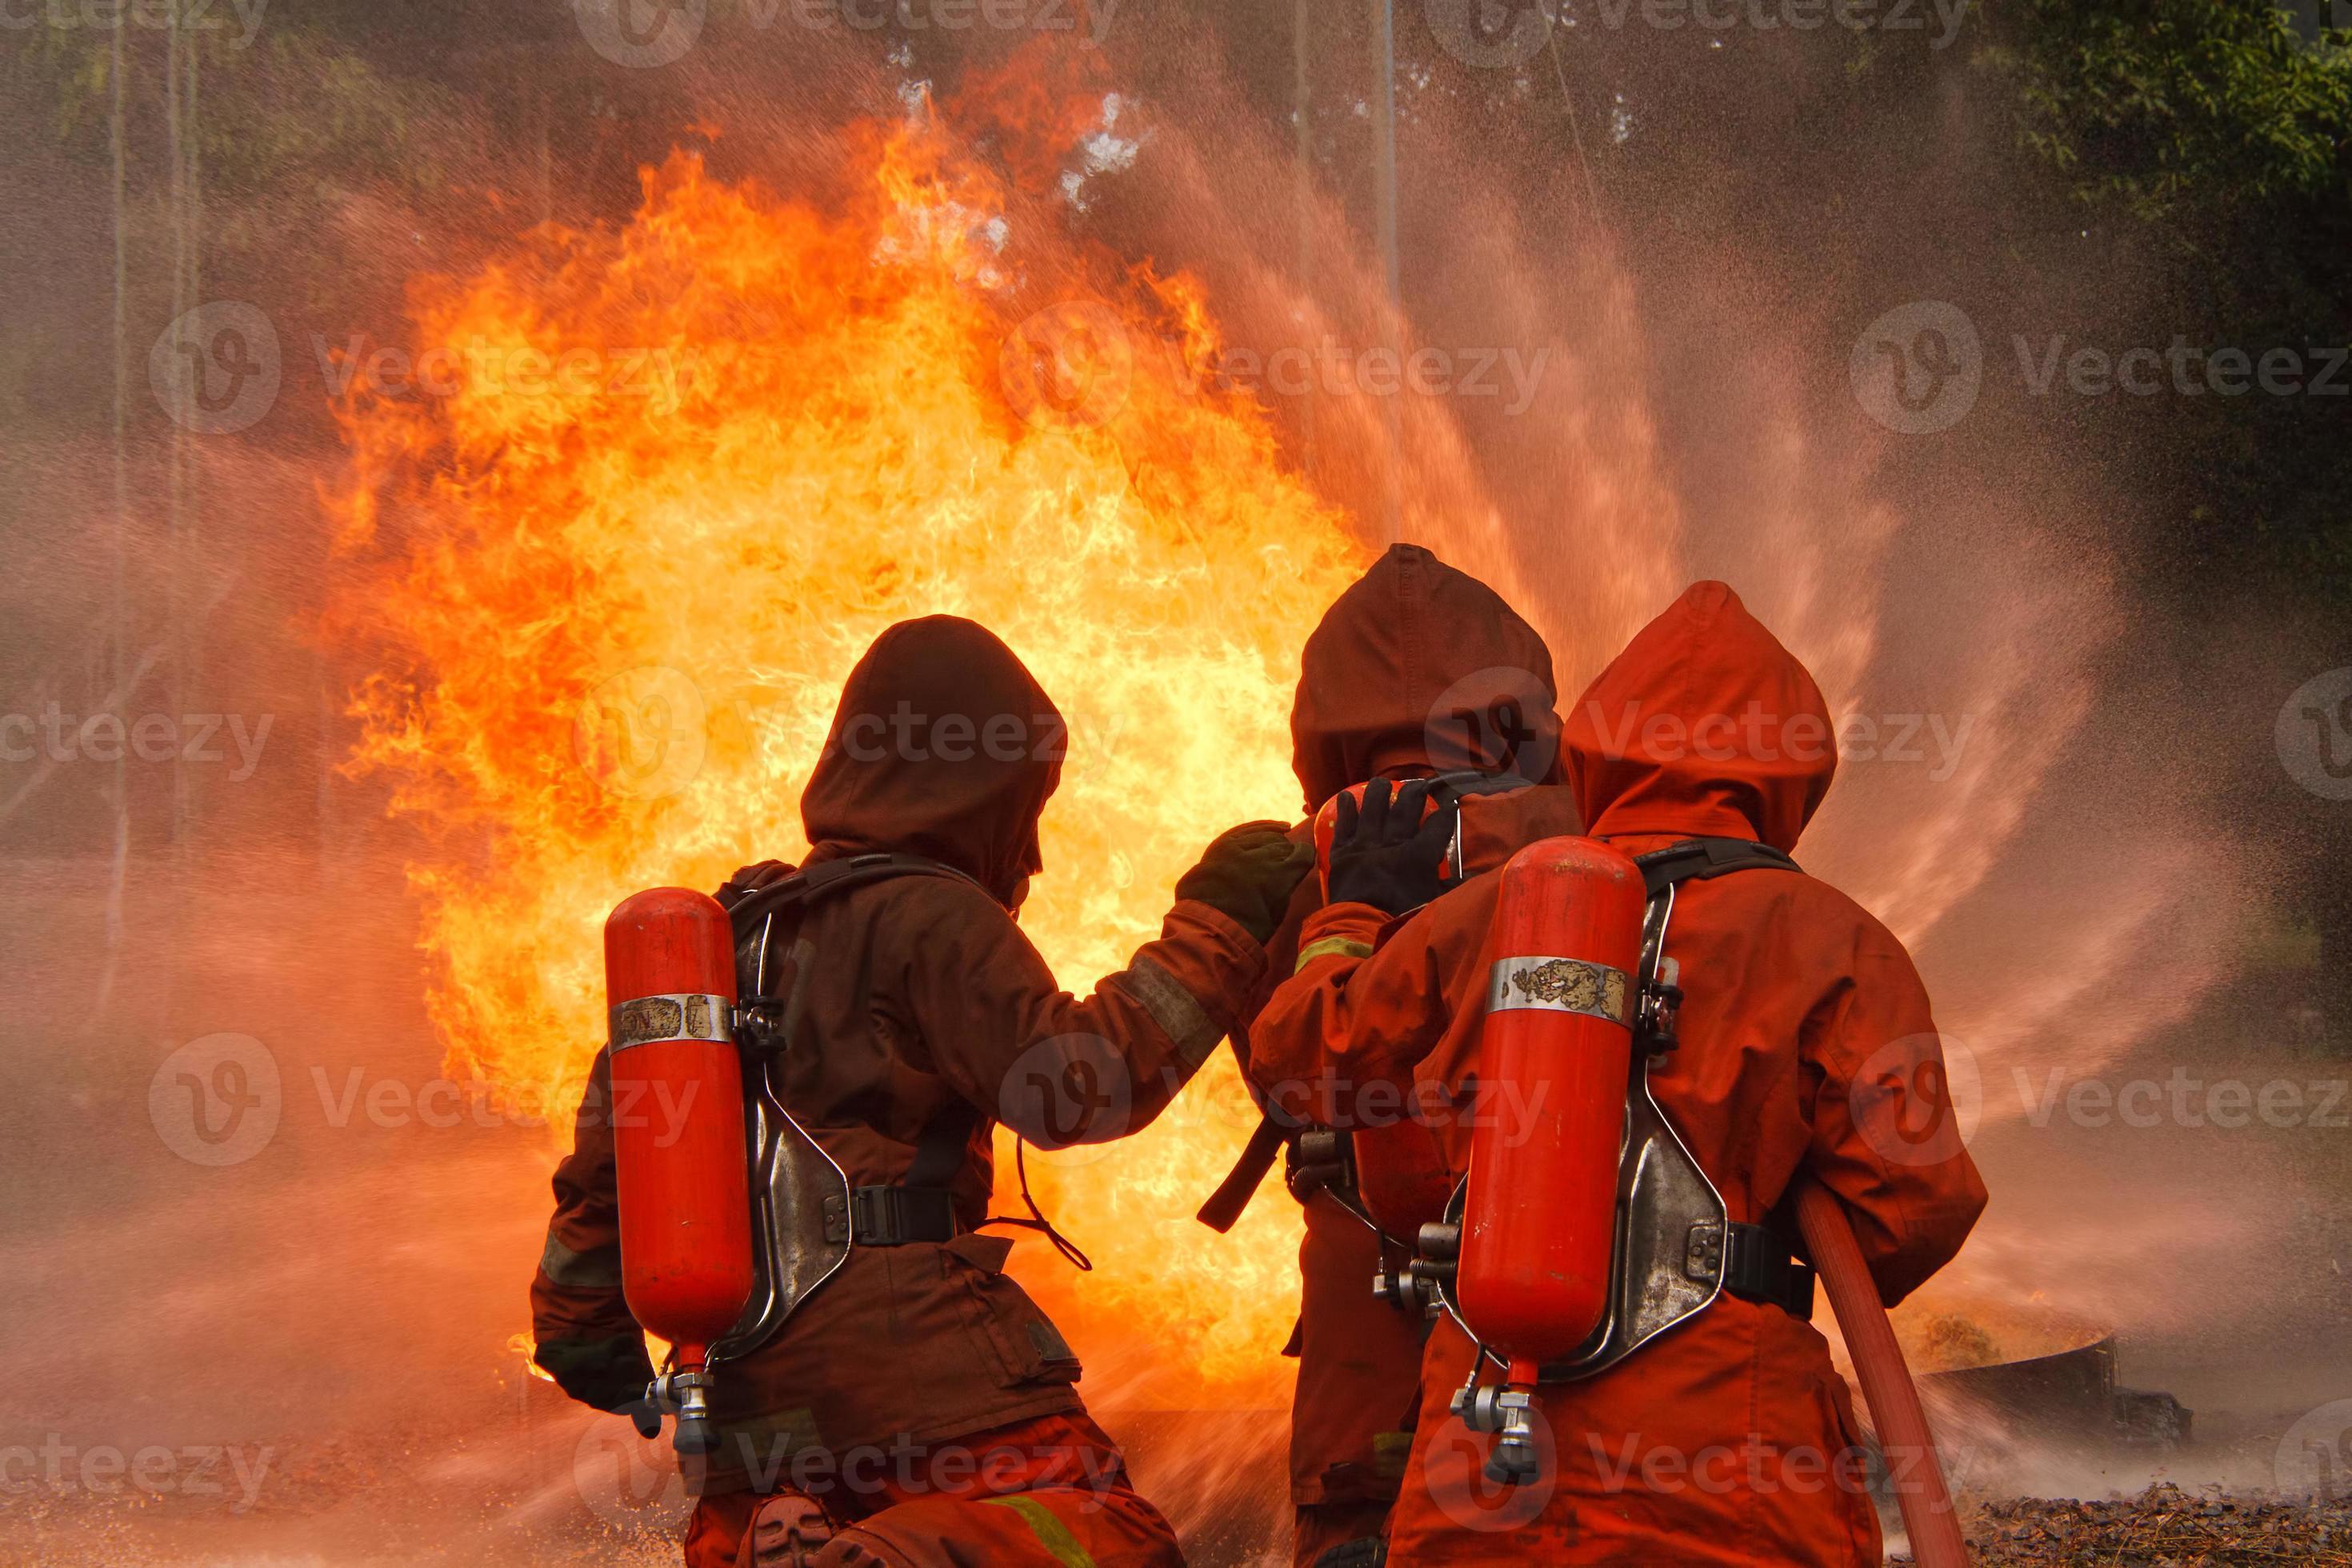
1327,777 -> 1459,916
1175,819 -> 1317,944
534,1331 -> 657,1415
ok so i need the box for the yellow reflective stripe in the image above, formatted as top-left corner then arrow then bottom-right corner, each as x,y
980,1494 -> 1095,1568
1294,936 -> 1374,974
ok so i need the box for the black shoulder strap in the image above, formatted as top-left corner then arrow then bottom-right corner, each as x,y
718,850 -> 988,937
720,851 -> 1034,1252
1633,837 -> 1800,898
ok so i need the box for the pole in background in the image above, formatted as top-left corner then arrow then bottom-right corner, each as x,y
1293,0 -> 1317,485
1369,0 -> 1402,544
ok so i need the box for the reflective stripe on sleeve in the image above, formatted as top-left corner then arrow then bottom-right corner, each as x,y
1294,936 -> 1374,974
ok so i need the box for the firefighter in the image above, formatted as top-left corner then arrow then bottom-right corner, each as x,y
1248,581 -> 1988,1565
531,614 -> 1314,1568
1224,543 -> 1586,1568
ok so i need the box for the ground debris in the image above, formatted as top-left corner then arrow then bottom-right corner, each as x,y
1956,1483 -> 2352,1565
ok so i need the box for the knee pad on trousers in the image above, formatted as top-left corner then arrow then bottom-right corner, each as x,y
739,1495 -> 840,1568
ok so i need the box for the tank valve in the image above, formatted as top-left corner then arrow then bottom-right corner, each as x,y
648,1367 -> 718,1456
1452,1365 -> 1542,1486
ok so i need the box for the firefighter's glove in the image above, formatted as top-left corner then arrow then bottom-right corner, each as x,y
534,1332 -> 658,1414
1177,821 -> 1316,944
1326,778 -> 1459,917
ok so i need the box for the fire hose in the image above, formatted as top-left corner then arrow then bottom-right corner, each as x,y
1792,1174 -> 1970,1568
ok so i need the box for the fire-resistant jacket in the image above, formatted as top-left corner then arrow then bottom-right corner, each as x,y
533,616 -> 1269,1497
1250,582 -> 1989,1566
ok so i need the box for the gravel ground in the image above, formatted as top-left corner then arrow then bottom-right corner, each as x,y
1959,1484 -> 2352,1566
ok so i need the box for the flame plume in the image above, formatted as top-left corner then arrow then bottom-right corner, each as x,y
334,104 -> 1365,1398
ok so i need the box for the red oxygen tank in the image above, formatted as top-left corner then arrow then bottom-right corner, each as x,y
1455,836 -> 1647,1385
603,886 -> 755,1453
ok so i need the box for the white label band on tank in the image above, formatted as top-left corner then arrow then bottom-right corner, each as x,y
609,992 -> 734,1050
1484,956 -> 1633,1027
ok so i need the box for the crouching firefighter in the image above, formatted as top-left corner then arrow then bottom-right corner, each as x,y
1247,582 -> 1989,1566
1193,544 -> 1586,1568
530,614 -> 1315,1568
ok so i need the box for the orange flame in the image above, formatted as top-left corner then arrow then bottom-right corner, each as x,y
335,98 -> 1365,1401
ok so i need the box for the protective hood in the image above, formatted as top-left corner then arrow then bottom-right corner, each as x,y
1562,581 -> 1834,853
1290,543 -> 1564,814
801,616 -> 1063,906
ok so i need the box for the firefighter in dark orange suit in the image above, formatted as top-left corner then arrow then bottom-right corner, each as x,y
1250,582 -> 1988,1565
1236,544 -> 1584,1568
531,615 -> 1314,1568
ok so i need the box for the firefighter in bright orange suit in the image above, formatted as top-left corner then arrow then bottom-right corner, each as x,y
1249,544 -> 1585,1568
1249,582 -> 1989,1565
531,615 -> 1314,1568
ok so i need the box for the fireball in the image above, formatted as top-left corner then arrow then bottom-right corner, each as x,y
334,92 -> 1366,1400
